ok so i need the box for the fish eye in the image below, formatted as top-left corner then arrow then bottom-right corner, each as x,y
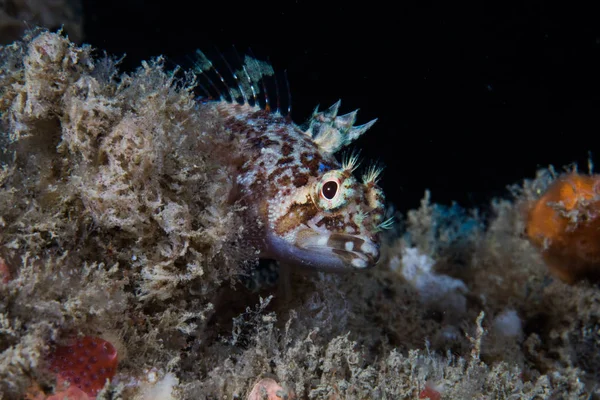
316,171 -> 352,211
322,180 -> 339,200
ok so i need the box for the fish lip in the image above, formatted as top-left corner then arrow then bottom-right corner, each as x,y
295,231 -> 380,269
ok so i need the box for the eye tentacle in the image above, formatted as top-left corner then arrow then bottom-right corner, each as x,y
362,162 -> 384,185
341,149 -> 362,172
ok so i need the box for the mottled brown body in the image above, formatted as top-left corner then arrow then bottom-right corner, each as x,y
194,61 -> 388,270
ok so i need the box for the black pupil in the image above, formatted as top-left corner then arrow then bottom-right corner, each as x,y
322,181 -> 338,200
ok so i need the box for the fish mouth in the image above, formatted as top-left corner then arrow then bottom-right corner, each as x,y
294,230 -> 380,270
264,230 -> 380,272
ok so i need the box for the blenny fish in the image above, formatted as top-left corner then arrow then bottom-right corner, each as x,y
193,50 -> 392,272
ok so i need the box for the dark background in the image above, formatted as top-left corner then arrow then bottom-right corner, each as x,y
79,1 -> 600,215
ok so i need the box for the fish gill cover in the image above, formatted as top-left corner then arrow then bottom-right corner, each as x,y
0,30 -> 597,399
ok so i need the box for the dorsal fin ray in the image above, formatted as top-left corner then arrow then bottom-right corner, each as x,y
207,47 -> 237,103
247,48 -> 271,112
233,46 -> 258,107
191,50 -> 224,101
217,48 -> 246,104
269,56 -> 281,114
284,69 -> 292,117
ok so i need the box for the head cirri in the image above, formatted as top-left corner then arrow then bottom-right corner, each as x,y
193,50 -> 392,271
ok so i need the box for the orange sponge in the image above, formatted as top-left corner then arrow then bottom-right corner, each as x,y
526,172 -> 600,283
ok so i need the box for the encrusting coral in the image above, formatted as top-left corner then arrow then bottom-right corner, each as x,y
0,30 -> 598,399
47,336 -> 118,397
526,171 -> 600,283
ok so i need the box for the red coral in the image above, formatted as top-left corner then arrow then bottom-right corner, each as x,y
0,257 -> 11,284
47,386 -> 90,400
419,386 -> 441,400
48,336 -> 118,397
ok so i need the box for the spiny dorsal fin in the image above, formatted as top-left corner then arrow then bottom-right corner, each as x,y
303,100 -> 377,154
191,49 -> 291,116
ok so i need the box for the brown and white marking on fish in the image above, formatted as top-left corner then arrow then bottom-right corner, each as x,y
194,51 -> 392,271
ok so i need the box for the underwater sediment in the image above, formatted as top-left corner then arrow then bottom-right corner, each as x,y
0,30 -> 598,399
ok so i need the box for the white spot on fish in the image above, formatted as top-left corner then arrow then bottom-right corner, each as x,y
351,258 -> 368,268
317,235 -> 329,246
361,241 -> 378,257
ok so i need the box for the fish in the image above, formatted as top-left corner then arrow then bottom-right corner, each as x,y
193,50 -> 392,272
